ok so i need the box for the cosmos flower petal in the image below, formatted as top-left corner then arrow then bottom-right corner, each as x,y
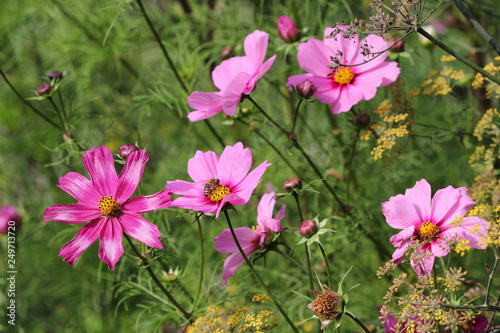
332,84 -> 364,113
115,150 -> 149,203
323,27 -> 359,62
212,56 -> 248,91
230,160 -> 271,205
221,248 -> 255,284
83,146 -> 118,197
411,249 -> 435,277
218,142 -> 252,187
389,225 -> 415,247
391,240 -> 411,263
431,240 -> 450,257
167,179 -> 204,196
447,216 -> 489,249
120,211 -> 163,249
222,72 -> 251,116
404,179 -> 432,222
59,219 -> 104,265
121,190 -> 172,214
376,61 -> 402,86
244,30 -> 269,72
98,218 -> 124,270
246,54 -> 276,94
187,150 -> 220,183
350,34 -> 389,71
256,192 -> 285,232
214,227 -> 258,254
431,186 -> 474,227
187,91 -> 223,122
382,194 -> 421,229
297,38 -> 333,76
43,204 -> 101,224
57,172 -> 101,206
169,195 -> 216,214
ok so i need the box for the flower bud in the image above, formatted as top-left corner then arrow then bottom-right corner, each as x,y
48,70 -> 63,80
277,16 -> 298,42
388,37 -> 404,53
119,143 -> 139,159
355,113 -> 371,128
220,45 -> 233,60
283,177 -> 302,192
299,219 -> 317,238
296,80 -> 316,99
36,83 -> 51,96
0,205 -> 22,234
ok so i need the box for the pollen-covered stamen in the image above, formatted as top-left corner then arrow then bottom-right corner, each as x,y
98,196 -> 121,217
418,222 -> 440,242
333,67 -> 355,85
209,185 -> 231,203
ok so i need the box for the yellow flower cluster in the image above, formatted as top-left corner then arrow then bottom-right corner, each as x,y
185,294 -> 276,332
472,57 -> 500,98
421,57 -> 465,96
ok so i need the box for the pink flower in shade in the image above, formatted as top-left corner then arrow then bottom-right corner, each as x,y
213,192 -> 285,284
166,142 -> 271,218
187,30 -> 276,122
43,146 -> 171,269
0,205 -> 22,234
382,179 -> 489,276
287,27 -> 400,114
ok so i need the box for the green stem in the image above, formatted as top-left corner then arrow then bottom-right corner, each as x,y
485,246 -> 500,306
48,96 -> 67,132
450,0 -> 500,56
293,192 -> 314,293
344,311 -> 371,333
248,95 -> 288,134
290,99 -> 303,135
273,246 -> 308,274
57,90 -> 69,127
223,211 -> 299,332
345,129 -> 360,205
236,118 -> 306,180
135,0 -> 187,93
318,243 -> 332,288
124,234 -> 191,319
0,67 -> 63,132
191,214 -> 204,312
417,27 -> 500,86
439,303 -> 500,312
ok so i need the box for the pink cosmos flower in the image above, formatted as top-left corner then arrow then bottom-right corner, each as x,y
43,146 -> 171,269
214,192 -> 285,283
287,27 -> 400,114
187,30 -> 276,121
0,205 -> 22,234
277,16 -> 298,42
382,179 -> 489,276
166,142 -> 271,218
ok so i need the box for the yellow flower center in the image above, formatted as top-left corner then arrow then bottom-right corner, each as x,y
98,196 -> 121,217
333,67 -> 355,85
418,222 -> 440,241
209,185 -> 231,203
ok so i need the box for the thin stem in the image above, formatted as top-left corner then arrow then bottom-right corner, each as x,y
57,90 -> 69,127
191,213 -> 204,312
290,99 -> 303,135
236,118 -> 306,180
48,96 -> 67,132
223,211 -> 299,332
0,67 -> 63,132
318,243 -> 332,288
345,129 -> 360,205
440,303 -> 500,312
135,0 -> 188,93
293,192 -> 314,293
202,117 -> 225,149
124,234 -> 191,319
345,311 -> 371,333
485,246 -> 500,306
450,0 -> 500,56
417,27 -> 500,86
291,139 -> 345,210
247,95 -> 288,134
272,246 -> 308,274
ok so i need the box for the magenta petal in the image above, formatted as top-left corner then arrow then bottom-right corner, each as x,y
389,225 -> 415,247
243,30 -> 269,72
323,27 -> 359,62
431,240 -> 450,257
43,204 -> 101,224
98,218 -> 124,270
382,192 -> 422,229
119,211 -> 163,249
297,38 -> 332,76
57,172 -> 100,206
121,190 -> 172,214
222,72 -> 251,116
350,34 -> 389,71
187,91 -> 223,122
212,56 -> 248,91
218,142 -> 252,188
221,250 -> 249,284
59,219 -> 104,265
431,186 -> 474,227
167,179 -> 203,197
214,227 -> 258,254
169,195 -> 216,214
257,192 -> 275,221
404,179 -> 432,222
247,54 -> 276,94
83,146 -> 118,197
230,160 -> 271,206
391,240 -> 411,263
115,150 -> 148,203
451,216 -> 489,249
187,150 -> 220,183
374,61 -> 401,86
